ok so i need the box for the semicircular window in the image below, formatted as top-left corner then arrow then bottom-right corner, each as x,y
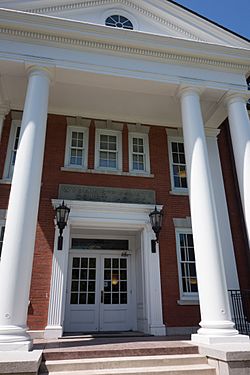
105,15 -> 133,30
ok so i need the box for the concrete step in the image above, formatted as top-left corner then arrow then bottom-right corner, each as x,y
41,354 -> 208,372
42,341 -> 198,361
40,363 -> 216,375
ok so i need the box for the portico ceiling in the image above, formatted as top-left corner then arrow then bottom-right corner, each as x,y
0,60 -> 228,128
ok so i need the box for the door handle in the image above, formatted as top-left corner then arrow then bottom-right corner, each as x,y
101,290 -> 104,303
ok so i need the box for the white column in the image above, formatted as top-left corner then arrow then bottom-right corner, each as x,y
226,93 -> 250,247
142,225 -> 166,336
45,225 -> 70,339
206,130 -> 239,291
179,87 -> 248,344
0,66 -> 51,351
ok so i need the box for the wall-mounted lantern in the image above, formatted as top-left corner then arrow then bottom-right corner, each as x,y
55,201 -> 70,250
149,206 -> 163,253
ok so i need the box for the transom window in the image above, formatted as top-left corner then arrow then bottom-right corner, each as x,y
105,15 -> 133,30
0,225 -> 5,258
170,140 -> 187,190
176,231 -> 198,298
64,126 -> 88,169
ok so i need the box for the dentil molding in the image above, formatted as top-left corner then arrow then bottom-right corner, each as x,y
0,26 -> 249,73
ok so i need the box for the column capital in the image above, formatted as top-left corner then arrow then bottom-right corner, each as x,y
25,64 -> 54,82
224,91 -> 250,106
178,85 -> 203,99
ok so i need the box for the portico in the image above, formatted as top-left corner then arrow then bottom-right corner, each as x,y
0,1 -> 249,351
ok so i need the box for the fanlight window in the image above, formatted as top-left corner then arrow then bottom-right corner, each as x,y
105,15 -> 133,30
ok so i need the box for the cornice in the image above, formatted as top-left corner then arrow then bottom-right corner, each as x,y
1,25 -> 249,73
24,0 -> 204,42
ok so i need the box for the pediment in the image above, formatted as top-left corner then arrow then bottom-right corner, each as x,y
0,0 -> 249,48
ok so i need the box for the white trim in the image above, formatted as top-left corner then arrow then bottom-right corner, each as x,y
64,125 -> 89,170
2,119 -> 21,181
175,227 -> 199,302
45,200 -> 165,338
102,7 -> 139,31
168,136 -> 188,194
128,132 -> 150,175
95,128 -> 122,171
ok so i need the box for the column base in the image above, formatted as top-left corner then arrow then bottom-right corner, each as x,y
44,325 -> 63,340
148,324 -> 166,336
0,325 -> 32,351
192,333 -> 249,345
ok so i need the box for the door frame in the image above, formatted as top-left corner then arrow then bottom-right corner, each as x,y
44,200 -> 165,339
64,244 -> 136,332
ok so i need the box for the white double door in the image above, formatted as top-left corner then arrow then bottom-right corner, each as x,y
64,251 -> 134,332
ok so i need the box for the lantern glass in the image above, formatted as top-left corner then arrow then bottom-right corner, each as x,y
55,201 -> 70,230
149,206 -> 163,241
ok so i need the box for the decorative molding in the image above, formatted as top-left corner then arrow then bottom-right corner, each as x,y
1,27 -> 249,72
127,123 -> 150,134
24,0 -> 204,42
66,116 -> 91,127
173,217 -> 192,228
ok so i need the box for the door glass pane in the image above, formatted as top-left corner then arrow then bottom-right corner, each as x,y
70,257 -> 96,305
103,257 -> 127,305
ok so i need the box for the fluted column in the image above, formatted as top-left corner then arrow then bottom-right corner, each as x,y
226,93 -> 250,247
0,66 -> 51,351
179,87 -> 248,344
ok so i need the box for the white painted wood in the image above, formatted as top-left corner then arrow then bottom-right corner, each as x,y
64,250 -> 134,333
44,225 -> 70,340
206,131 -> 240,291
226,94 -> 250,248
179,87 -> 247,344
0,66 -> 51,350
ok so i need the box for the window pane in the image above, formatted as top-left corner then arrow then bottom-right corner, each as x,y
171,141 -> 187,189
178,232 -> 197,296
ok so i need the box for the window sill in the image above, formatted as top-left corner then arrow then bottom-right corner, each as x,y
177,299 -> 199,306
61,166 -> 87,173
169,189 -> 189,196
0,179 -> 12,185
61,167 -> 154,178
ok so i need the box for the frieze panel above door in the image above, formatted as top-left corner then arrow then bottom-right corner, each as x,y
59,184 -> 155,204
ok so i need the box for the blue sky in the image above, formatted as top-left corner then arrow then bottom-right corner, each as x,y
172,0 -> 250,40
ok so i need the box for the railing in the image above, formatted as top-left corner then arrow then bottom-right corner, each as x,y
228,289 -> 250,335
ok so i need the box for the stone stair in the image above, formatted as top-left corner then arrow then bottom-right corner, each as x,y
39,354 -> 216,374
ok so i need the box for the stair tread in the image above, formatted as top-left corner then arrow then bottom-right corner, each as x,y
40,363 -> 215,375
44,353 -> 206,365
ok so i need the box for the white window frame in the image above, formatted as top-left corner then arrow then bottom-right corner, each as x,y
168,137 -> 188,194
64,126 -> 89,170
175,228 -> 198,301
3,120 -> 21,180
129,132 -> 150,175
0,222 -> 5,260
95,129 -> 122,171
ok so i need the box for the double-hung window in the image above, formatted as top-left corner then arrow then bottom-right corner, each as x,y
169,139 -> 187,192
0,225 -> 5,259
3,120 -> 21,180
176,229 -> 198,300
64,126 -> 88,169
129,133 -> 150,174
95,129 -> 122,170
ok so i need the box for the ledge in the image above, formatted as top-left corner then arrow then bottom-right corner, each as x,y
169,190 -> 189,196
177,299 -> 199,305
0,179 -> 11,185
61,167 -> 154,178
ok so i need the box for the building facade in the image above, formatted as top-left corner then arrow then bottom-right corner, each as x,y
0,0 -> 249,351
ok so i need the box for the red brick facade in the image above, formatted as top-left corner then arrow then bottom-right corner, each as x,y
0,111 -> 248,331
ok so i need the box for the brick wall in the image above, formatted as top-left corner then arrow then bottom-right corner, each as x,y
0,112 -> 248,331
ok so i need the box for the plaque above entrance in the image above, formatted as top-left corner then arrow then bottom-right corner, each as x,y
59,184 -> 156,205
